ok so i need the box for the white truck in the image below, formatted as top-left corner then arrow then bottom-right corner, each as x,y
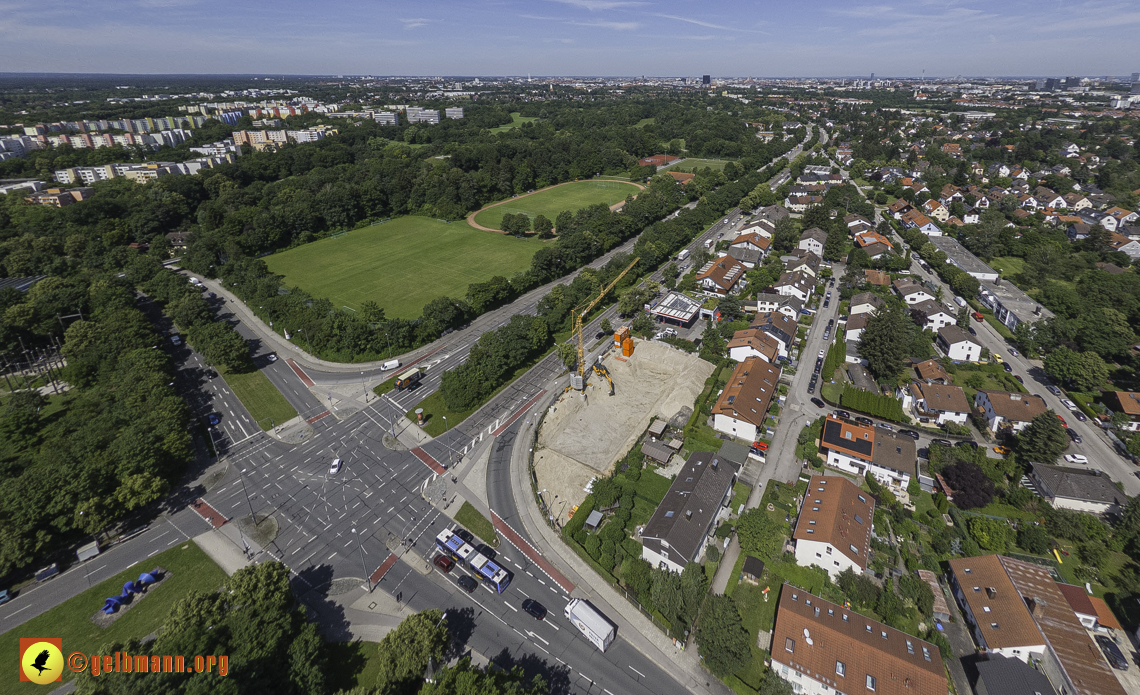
565,599 -> 615,652
953,296 -> 966,308
704,238 -> 714,250
380,359 -> 400,371
676,249 -> 690,262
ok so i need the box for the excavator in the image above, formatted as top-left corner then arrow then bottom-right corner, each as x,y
592,362 -> 615,396
570,256 -> 639,392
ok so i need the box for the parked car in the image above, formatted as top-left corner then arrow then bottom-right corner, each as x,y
1073,411 -> 1086,422
899,429 -> 920,440
1060,399 -> 1078,410
819,349 -> 825,359
1047,385 -> 1062,395
170,335 -> 181,346
967,326 -> 977,336
1003,363 -> 1013,373
955,440 -> 978,449
807,382 -> 816,394
522,599 -> 548,621
931,439 -> 952,448
1095,635 -> 1129,671
475,544 -> 496,561
1056,414 -> 1068,427
329,458 -> 342,475
993,446 -> 1011,456
1014,375 -> 1023,384
433,555 -> 454,573
1063,454 -> 1089,464
855,416 -> 874,426
810,397 -> 826,409
835,410 -> 851,419
814,358 -> 823,373
751,441 -> 769,451
822,330 -> 830,340
992,353 -> 1004,363
1066,428 -> 1082,443
457,575 -> 478,593
0,588 -> 11,606
876,422 -> 893,431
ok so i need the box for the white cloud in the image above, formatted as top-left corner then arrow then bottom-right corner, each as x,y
654,14 -> 733,31
399,18 -> 433,29
569,19 -> 640,30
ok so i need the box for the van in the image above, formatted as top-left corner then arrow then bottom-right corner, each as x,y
381,359 -> 400,371
953,296 -> 966,308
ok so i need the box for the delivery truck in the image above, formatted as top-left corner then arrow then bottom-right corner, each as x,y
380,359 -> 400,371
394,367 -> 423,391
676,248 -> 690,262
565,599 -> 615,652
953,296 -> 966,308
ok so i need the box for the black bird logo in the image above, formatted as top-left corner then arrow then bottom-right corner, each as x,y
31,649 -> 52,676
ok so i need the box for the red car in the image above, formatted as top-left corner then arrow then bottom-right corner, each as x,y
1056,414 -> 1067,427
751,441 -> 769,451
972,312 -> 983,322
432,555 -> 454,573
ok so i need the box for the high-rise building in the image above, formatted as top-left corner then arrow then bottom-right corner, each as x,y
1044,78 -> 1060,91
702,75 -> 711,86
870,72 -> 875,80
444,107 -> 464,119
1131,72 -> 1139,82
1064,76 -> 1080,89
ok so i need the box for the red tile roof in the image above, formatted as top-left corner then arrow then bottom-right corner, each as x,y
793,475 -> 874,570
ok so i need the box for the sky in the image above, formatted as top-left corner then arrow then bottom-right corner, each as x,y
2,0 -> 1140,77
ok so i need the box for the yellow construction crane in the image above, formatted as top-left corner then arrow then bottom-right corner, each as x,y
572,256 -> 639,391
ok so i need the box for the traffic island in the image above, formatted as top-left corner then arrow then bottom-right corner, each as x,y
89,568 -> 171,628
235,513 -> 278,547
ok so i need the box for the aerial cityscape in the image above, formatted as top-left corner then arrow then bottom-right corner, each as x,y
2,5 -> 1140,695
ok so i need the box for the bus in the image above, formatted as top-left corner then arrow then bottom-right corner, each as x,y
435,529 -> 512,593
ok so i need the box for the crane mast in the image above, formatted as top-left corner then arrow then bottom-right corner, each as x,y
572,256 -> 639,391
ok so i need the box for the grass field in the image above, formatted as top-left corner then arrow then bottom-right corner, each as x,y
472,180 -> 641,231
0,543 -> 227,693
490,112 -> 538,132
990,256 -> 1025,278
265,216 -> 543,319
662,158 -> 734,172
455,502 -> 499,546
224,367 -> 297,429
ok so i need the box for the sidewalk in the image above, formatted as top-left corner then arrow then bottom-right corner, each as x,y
506,384 -> 733,695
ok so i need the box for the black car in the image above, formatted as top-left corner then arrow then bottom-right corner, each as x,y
955,440 -> 978,449
814,358 -> 823,373
457,575 -> 478,593
807,381 -> 816,394
475,544 -> 496,561
811,397 -> 825,408
1067,428 -> 1082,443
931,439 -> 952,448
1003,363 -> 1013,373
835,410 -> 851,419
1014,375 -> 1023,384
1074,411 -> 1087,422
454,528 -> 475,544
967,326 -> 977,336
899,429 -> 920,440
522,599 -> 548,620
1095,635 -> 1129,671
855,416 -> 874,427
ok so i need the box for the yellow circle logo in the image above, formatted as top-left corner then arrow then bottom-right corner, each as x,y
21,641 -> 63,684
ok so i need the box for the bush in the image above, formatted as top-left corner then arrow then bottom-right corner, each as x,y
839,384 -> 905,421
706,544 -> 721,563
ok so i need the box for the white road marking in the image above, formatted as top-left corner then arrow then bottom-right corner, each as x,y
504,602 -> 518,612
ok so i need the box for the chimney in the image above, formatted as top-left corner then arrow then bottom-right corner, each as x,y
985,587 -> 996,599
685,509 -> 693,521
1025,596 -> 1046,618
711,458 -> 719,471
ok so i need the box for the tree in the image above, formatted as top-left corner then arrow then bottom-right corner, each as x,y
695,594 -> 751,678
1018,524 -> 1051,554
969,517 -> 1011,553
758,672 -> 795,695
1016,411 -> 1068,465
423,656 -> 548,695
772,217 -> 799,252
956,307 -> 971,328
941,460 -> 993,509
375,609 -> 449,695
822,228 -> 846,262
858,304 -> 910,381
836,567 -> 880,608
736,508 -> 783,560
599,318 -> 613,335
532,214 -> 553,238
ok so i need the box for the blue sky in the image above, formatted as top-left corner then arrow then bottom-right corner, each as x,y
2,0 -> 1139,77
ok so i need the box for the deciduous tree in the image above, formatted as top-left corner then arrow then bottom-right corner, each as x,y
695,594 -> 751,678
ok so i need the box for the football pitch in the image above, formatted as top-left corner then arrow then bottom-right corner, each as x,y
472,180 -> 641,231
264,217 -> 545,319
662,158 -> 734,172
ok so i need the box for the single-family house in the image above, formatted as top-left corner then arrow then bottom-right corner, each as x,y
893,279 -> 935,305
750,311 -> 798,358
903,381 -> 971,425
1108,232 -> 1140,260
923,199 -> 950,222
849,292 -> 884,316
820,416 -> 915,490
909,299 -> 955,331
773,270 -> 814,302
1028,463 -> 1129,516
936,325 -> 982,361
974,390 -> 1049,433
695,256 -> 746,296
726,328 -> 780,364
1106,391 -> 1140,432
752,293 -> 803,321
845,313 -> 870,342
711,358 -> 781,442
914,358 -> 951,384
793,475 -> 874,579
798,227 -> 828,256
640,452 -> 736,574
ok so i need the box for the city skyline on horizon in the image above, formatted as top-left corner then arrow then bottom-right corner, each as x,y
1,0 -> 1139,77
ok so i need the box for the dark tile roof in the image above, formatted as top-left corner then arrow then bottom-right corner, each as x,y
1029,463 -> 1128,508
975,655 -> 1057,695
822,416 -> 874,459
641,452 -> 737,565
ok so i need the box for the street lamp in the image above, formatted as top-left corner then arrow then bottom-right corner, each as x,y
361,371 -> 367,402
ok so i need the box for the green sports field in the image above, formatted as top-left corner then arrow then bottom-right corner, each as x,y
663,158 -> 734,172
472,180 -> 641,231
264,217 -> 543,319
490,112 -> 538,132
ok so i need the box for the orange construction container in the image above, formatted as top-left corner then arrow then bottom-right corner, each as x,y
614,326 -> 630,346
621,337 -> 633,357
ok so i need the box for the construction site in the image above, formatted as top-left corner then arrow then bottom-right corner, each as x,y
533,338 -> 714,513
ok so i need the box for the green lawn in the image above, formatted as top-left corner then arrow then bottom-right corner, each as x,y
662,158 -> 735,172
454,502 -> 499,546
472,180 -> 641,231
489,112 -> 538,132
0,543 -> 227,694
223,367 -> 297,429
264,216 -> 543,319
990,256 -> 1025,278
325,641 -> 383,692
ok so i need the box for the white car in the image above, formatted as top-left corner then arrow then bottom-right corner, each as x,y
1060,399 -> 1078,411
267,353 -> 278,362
1063,454 -> 1088,465
818,349 -> 825,358
329,458 -> 342,475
